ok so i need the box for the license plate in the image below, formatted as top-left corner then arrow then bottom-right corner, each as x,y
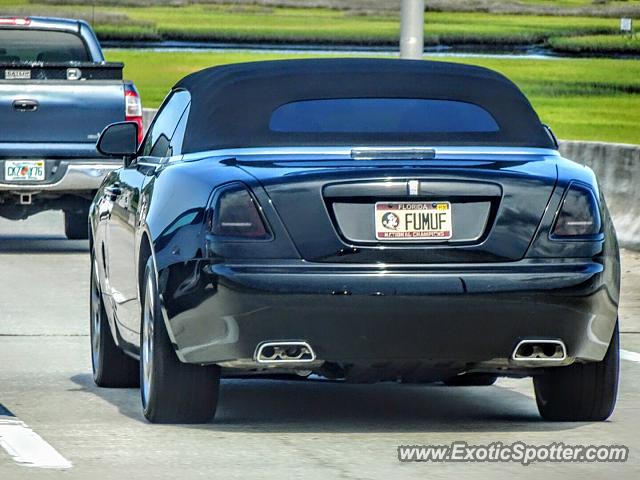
4,69 -> 31,80
375,201 -> 452,240
4,160 -> 46,181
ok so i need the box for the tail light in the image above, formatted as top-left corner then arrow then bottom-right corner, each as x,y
124,84 -> 143,146
552,183 -> 601,238
0,17 -> 31,26
209,184 -> 270,239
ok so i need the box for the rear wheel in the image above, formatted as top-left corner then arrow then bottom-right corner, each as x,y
90,255 -> 139,387
444,374 -> 497,386
140,260 -> 221,424
533,321 -> 619,421
64,203 -> 90,240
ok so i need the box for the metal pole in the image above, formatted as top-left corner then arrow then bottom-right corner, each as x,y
400,0 -> 425,59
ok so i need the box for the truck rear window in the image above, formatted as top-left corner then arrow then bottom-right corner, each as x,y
269,98 -> 500,134
0,29 -> 89,63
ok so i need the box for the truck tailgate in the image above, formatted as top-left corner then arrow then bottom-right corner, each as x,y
0,80 -> 124,152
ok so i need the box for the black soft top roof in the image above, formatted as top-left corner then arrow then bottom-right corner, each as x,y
175,58 -> 555,153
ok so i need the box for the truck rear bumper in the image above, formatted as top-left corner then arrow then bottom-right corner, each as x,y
0,160 -> 120,192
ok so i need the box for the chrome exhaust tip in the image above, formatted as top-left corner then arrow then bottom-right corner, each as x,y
512,339 -> 567,362
255,341 -> 316,364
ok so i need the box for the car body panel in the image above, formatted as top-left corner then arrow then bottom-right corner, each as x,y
158,257 -> 616,373
90,147 -> 619,380
104,165 -> 148,340
237,156 -> 557,263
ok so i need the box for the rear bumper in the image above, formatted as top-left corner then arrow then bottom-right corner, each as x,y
0,159 -> 119,192
159,258 -> 618,371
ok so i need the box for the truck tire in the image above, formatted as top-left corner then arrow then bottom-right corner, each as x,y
64,209 -> 89,240
140,260 -> 221,424
91,256 -> 139,388
533,321 -> 619,421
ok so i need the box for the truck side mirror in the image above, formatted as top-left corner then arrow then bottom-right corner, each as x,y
97,121 -> 139,159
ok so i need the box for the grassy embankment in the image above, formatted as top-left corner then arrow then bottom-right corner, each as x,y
1,0 -> 638,53
105,50 -> 640,145
549,34 -> 640,54
98,6 -> 619,46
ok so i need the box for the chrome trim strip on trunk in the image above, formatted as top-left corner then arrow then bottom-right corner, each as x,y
181,145 -> 561,162
351,147 -> 436,160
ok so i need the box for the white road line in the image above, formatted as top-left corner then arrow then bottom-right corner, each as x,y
621,349 -> 640,363
0,417 -> 72,469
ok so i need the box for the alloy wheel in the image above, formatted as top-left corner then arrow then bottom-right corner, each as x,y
141,275 -> 155,409
90,259 -> 102,377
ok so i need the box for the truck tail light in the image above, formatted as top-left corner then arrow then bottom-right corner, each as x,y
210,184 -> 270,239
0,17 -> 31,26
124,84 -> 143,145
552,183 -> 601,238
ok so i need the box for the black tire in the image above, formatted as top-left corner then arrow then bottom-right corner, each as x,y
444,374 -> 498,387
64,207 -> 89,240
140,260 -> 221,424
534,321 -> 619,421
91,255 -> 139,388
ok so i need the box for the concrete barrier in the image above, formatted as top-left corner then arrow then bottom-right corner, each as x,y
560,141 -> 640,249
142,108 -> 639,247
143,108 -> 157,132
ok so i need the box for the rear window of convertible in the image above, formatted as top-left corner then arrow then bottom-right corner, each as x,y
269,98 -> 500,134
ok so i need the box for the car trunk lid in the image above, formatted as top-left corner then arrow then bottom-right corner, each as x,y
239,154 -> 557,263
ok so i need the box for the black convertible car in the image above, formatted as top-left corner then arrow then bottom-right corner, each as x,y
90,58 -> 620,424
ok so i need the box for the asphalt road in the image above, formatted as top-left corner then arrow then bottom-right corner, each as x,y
1,211 -> 639,479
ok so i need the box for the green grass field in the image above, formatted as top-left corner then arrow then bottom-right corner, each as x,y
1,0 -> 638,52
109,6 -> 618,45
2,0 -> 638,143
19,0 -> 640,15
105,50 -> 640,144
517,0 -> 638,8
549,34 -> 640,54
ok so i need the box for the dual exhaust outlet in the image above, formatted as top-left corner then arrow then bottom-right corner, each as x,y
512,339 -> 567,362
255,341 -> 316,364
254,339 -> 566,365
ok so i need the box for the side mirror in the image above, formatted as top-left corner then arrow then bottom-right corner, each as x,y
96,121 -> 139,158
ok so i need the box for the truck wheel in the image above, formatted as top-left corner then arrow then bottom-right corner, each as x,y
444,374 -> 497,386
140,260 -> 221,424
64,209 -> 89,240
533,321 -> 619,421
91,256 -> 139,387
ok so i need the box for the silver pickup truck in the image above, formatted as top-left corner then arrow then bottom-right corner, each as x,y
0,16 -> 142,239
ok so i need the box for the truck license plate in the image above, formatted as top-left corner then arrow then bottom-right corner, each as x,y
4,69 -> 31,80
5,160 -> 46,181
375,201 -> 452,240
